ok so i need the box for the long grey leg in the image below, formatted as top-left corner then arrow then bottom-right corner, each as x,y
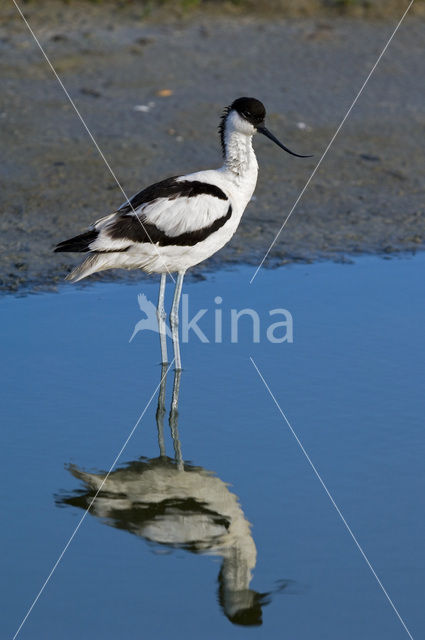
169,369 -> 183,471
170,271 -> 185,371
155,363 -> 168,458
157,273 -> 168,365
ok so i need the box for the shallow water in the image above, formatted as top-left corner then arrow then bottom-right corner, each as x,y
2,256 -> 424,639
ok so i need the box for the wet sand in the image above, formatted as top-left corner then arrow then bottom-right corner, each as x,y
1,2 -> 424,291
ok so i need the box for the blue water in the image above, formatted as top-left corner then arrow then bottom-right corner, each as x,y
1,255 -> 424,639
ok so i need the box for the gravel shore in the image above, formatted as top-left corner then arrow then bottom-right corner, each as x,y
1,2 -> 424,291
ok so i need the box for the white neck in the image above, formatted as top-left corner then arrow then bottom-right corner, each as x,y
223,130 -> 258,177
220,111 -> 259,180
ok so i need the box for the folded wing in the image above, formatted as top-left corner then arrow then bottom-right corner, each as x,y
56,176 -> 231,254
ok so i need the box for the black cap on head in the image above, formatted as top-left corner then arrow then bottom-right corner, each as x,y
231,97 -> 266,126
218,97 -> 266,155
225,602 -> 264,627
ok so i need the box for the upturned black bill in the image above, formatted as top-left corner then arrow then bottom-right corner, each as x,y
257,125 -> 313,158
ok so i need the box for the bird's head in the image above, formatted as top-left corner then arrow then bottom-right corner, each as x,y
219,96 -> 312,158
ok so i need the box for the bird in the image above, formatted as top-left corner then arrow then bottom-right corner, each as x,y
57,365 -> 289,626
54,97 -> 311,368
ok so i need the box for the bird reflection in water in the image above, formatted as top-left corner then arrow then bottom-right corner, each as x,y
57,366 -> 290,626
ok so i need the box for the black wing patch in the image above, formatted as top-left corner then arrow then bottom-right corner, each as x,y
54,229 -> 98,253
109,205 -> 232,247
119,176 -> 227,214
54,177 -> 230,253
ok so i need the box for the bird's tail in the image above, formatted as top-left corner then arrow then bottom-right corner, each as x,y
65,254 -> 109,282
68,464 -> 105,490
54,229 -> 108,282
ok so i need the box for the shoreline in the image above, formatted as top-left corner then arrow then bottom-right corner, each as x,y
3,248 -> 422,297
1,6 -> 424,293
